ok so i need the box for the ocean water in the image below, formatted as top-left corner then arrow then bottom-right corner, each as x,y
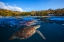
0,16 -> 64,42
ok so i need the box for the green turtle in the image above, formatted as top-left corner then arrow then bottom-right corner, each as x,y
9,25 -> 46,40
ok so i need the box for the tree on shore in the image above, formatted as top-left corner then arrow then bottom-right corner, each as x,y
0,8 -> 64,16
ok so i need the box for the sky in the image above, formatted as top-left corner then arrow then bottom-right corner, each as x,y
0,0 -> 64,12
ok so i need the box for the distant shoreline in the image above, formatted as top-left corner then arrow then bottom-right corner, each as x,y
0,16 -> 64,18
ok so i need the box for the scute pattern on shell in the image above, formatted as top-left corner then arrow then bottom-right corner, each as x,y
13,26 -> 36,39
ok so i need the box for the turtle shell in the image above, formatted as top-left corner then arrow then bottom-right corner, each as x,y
9,26 -> 36,40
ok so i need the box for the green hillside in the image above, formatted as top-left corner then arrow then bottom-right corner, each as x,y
0,8 -> 64,16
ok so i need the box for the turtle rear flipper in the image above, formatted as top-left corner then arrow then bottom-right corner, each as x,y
36,30 -> 46,39
9,35 -> 16,40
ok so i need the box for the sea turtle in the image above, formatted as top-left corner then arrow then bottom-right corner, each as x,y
9,25 -> 46,40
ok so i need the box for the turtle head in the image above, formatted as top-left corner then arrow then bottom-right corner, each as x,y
34,25 -> 40,29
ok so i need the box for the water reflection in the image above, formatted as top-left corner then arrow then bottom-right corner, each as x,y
0,16 -> 64,29
0,17 -> 40,27
38,16 -> 64,25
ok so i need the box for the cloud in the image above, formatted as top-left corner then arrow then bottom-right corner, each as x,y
0,2 -> 24,12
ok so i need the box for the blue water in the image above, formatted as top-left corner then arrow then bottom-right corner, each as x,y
0,16 -> 64,42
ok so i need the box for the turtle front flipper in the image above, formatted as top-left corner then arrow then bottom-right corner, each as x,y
36,30 -> 46,39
